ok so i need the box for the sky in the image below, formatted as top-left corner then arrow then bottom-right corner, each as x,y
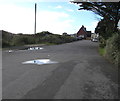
0,0 -> 102,35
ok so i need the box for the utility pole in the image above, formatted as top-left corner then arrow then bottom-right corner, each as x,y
34,3 -> 37,34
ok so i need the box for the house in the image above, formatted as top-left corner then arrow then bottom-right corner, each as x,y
77,25 -> 91,39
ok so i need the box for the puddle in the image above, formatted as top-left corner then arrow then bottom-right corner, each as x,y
22,59 -> 58,65
28,47 -> 43,50
6,47 -> 43,53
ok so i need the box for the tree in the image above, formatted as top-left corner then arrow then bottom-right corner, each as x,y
62,32 -> 68,36
95,17 -> 115,39
71,1 -> 120,32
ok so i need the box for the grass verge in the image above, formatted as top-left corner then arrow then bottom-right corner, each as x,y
98,47 -> 106,56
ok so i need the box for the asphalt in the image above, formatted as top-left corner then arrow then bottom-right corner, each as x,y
2,40 -> 118,99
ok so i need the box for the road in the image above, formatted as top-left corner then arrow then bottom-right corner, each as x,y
2,40 -> 118,99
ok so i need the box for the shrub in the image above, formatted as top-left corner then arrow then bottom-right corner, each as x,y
36,31 -> 53,37
99,36 -> 106,48
2,40 -> 11,48
105,33 -> 120,66
2,31 -> 77,48
60,35 -> 76,43
42,35 -> 63,44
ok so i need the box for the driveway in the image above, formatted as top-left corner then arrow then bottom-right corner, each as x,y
2,40 -> 118,99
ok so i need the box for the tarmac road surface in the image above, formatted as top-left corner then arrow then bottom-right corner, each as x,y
2,40 -> 118,99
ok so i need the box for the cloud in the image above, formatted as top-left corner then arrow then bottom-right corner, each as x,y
55,5 -> 62,9
66,9 -> 74,12
55,5 -> 74,12
0,4 -> 35,34
0,3 -> 74,34
37,11 -> 74,34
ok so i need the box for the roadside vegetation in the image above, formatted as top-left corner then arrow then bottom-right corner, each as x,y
2,31 -> 76,48
72,1 -> 120,67
98,32 -> 120,66
105,33 -> 120,66
98,47 -> 106,56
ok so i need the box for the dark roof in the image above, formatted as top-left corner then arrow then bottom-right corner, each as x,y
77,25 -> 92,37
77,25 -> 88,35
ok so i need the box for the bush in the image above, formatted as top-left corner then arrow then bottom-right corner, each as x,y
60,35 -> 75,43
105,33 -> 120,66
12,35 -> 35,46
42,35 -> 63,44
99,36 -> 106,48
35,31 -> 53,37
2,40 -> 11,48
2,31 -> 77,48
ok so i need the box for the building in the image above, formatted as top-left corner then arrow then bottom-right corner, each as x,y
77,25 -> 91,39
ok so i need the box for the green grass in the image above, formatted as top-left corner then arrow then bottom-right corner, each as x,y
98,47 -> 106,56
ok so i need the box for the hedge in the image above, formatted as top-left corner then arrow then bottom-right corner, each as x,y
105,33 -> 120,67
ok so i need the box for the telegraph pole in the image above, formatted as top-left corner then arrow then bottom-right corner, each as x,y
34,3 -> 37,34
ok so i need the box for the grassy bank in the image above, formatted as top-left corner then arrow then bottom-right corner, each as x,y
99,33 -> 119,67
2,31 -> 77,49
